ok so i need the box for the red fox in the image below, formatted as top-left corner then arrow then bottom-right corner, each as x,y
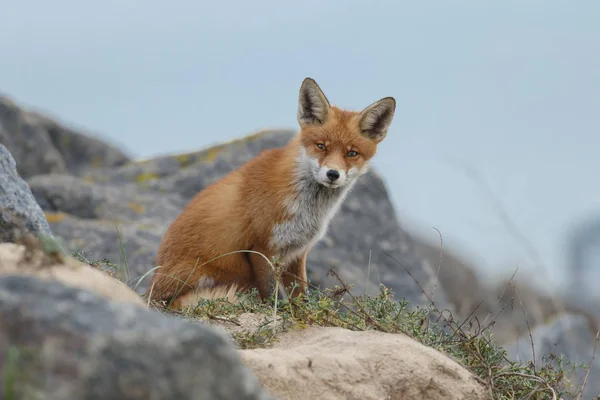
146,77 -> 396,309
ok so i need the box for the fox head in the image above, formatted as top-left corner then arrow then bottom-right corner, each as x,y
296,77 -> 396,189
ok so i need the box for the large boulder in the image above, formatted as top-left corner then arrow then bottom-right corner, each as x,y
504,313 -> 600,399
239,326 -> 489,400
26,128 -> 447,308
0,274 -> 274,400
0,143 -> 53,242
0,94 -> 129,179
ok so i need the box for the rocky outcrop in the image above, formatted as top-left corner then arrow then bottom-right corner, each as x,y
239,326 -> 490,400
0,95 -> 129,179
22,128 -> 447,308
3,93 -> 591,399
0,274 -> 273,400
0,242 -> 146,307
0,143 -> 53,242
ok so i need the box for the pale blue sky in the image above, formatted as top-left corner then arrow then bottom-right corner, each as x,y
2,1 -> 599,293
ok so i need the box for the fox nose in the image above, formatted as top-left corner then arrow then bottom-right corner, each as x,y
326,169 -> 340,182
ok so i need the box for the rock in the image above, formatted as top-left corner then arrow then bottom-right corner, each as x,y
239,326 -> 489,400
564,216 -> 600,321
410,232 -> 487,319
0,242 -> 146,307
0,274 -> 274,400
411,232 -> 595,347
504,313 -> 600,399
26,129 -> 447,308
0,94 -> 129,179
0,143 -> 53,242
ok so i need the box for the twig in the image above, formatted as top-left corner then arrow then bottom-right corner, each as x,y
494,372 -> 557,400
114,224 -> 131,284
446,159 -> 569,323
327,269 -> 390,334
365,249 -> 372,295
430,226 -> 444,300
146,281 -> 155,307
383,251 -> 461,339
208,314 -> 242,326
576,327 -> 600,400
481,266 -> 520,327
457,298 -> 484,333
515,286 -> 537,374
478,300 -> 511,338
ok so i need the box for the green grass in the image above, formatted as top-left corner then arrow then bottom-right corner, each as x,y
1,346 -> 40,400
3,347 -> 19,400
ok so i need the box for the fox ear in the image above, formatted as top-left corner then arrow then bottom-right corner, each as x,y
297,77 -> 331,127
358,97 -> 396,142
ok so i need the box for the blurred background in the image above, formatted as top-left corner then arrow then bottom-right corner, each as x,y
3,0 -> 599,296
2,2 -> 600,396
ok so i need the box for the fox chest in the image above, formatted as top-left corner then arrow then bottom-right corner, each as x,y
269,187 -> 346,262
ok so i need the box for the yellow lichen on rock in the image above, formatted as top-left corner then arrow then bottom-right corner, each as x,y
127,202 -> 145,215
132,128 -> 281,167
196,130 -> 275,162
198,146 -> 224,162
134,172 -> 160,183
90,155 -> 104,168
174,154 -> 192,167
44,212 -> 66,223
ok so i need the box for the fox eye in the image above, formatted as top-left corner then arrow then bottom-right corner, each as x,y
316,143 -> 326,151
347,150 -> 358,157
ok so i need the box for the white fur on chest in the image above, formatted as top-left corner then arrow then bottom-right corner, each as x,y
269,148 -> 365,263
270,185 -> 349,263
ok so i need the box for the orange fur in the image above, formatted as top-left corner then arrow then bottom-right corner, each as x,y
145,78 -> 396,309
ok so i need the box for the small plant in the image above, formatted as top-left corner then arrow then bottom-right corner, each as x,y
71,250 -> 120,278
1,346 -> 39,400
3,346 -> 19,400
37,233 -> 67,258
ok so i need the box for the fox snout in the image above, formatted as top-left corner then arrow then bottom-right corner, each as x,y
326,169 -> 340,182
316,165 -> 347,188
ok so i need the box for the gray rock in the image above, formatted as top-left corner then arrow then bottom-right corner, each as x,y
564,216 -> 600,321
504,313 -> 600,399
0,143 -> 53,242
0,94 -> 130,179
27,129 -> 446,308
0,274 -> 274,400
